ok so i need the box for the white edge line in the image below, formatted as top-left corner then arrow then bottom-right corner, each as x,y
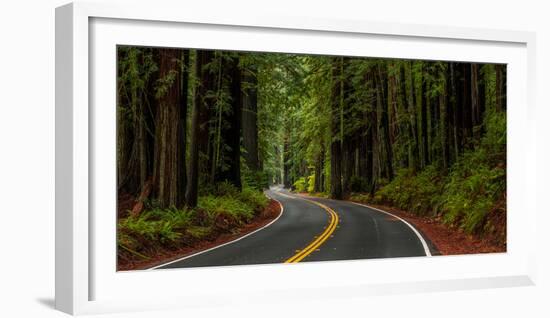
349,201 -> 432,257
147,192 -> 285,270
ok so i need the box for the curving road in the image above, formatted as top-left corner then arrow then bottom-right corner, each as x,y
153,186 -> 436,269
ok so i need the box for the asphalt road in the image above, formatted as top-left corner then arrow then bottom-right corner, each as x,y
155,187 -> 434,269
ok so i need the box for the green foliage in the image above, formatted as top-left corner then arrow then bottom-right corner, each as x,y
118,207 -> 193,251
198,183 -> 268,222
154,69 -> 178,99
307,174 -> 315,193
441,158 -> 504,233
293,177 -> 307,193
440,110 -> 506,233
198,195 -> 255,221
374,166 -> 442,215
242,162 -> 269,190
211,181 -> 240,197
369,111 -> 506,234
186,226 -> 212,239
290,174 -> 316,193
237,187 -> 269,213
117,47 -> 157,133
481,109 -> 506,157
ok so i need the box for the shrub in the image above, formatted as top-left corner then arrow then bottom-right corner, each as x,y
293,177 -> 307,193
242,166 -> 269,190
238,187 -> 269,212
213,181 -> 241,197
374,166 -> 442,215
198,183 -> 268,222
307,175 -> 315,193
198,194 -> 255,222
118,207 -> 193,252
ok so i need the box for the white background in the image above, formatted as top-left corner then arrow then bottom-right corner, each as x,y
0,0 -> 548,317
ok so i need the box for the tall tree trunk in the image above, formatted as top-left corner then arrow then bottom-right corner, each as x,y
398,63 -> 411,169
407,61 -> 420,172
283,135 -> 291,188
440,89 -> 449,170
479,67 -> 486,126
186,50 -> 213,207
242,65 -> 260,171
176,50 -> 190,207
341,58 -> 353,193
430,92 -> 438,164
471,64 -> 480,131
366,122 -> 374,193
341,138 -> 353,193
153,48 -> 183,208
448,62 -> 459,163
198,52 -> 216,178
210,52 -> 225,183
320,145 -> 326,192
330,57 -> 343,199
377,63 -> 394,180
216,55 -> 242,189
462,63 -> 473,142
420,64 -> 429,168
358,124 -> 368,184
428,66 -> 439,164
366,71 -> 377,192
441,63 -> 451,169
133,52 -> 148,192
454,63 -> 465,154
117,49 -> 129,191
495,64 -> 506,112
314,144 -> 324,193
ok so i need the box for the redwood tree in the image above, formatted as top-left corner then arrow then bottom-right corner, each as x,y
215,55 -> 243,189
242,65 -> 260,172
330,57 -> 343,199
152,48 -> 185,208
186,50 -> 215,207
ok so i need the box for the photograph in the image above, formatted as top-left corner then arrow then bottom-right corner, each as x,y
116,46 -> 507,271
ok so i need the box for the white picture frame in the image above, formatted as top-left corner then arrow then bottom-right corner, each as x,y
55,1 -> 537,315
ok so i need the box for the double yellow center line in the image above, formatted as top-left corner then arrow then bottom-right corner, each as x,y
285,199 -> 339,263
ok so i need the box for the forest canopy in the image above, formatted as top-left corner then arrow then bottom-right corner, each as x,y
116,46 -> 506,267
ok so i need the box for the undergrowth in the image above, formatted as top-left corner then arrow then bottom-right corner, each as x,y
352,111 -> 506,237
293,177 -> 307,192
117,183 -> 269,262
350,113 -> 506,237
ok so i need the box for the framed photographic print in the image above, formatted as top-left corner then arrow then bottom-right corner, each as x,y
55,1 -> 537,315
